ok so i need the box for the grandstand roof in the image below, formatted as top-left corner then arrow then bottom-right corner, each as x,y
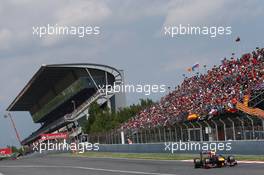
7,63 -> 122,111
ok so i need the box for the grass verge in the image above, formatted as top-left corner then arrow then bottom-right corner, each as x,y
64,152 -> 264,161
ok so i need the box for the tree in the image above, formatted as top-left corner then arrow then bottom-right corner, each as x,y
83,98 -> 154,134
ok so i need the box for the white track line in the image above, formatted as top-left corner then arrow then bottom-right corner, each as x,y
0,165 -> 176,175
238,161 -> 264,164
57,156 -> 264,164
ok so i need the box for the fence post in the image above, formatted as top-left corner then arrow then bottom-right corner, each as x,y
189,122 -> 196,141
195,121 -> 203,141
139,130 -> 143,143
115,132 -> 117,144
136,131 -> 139,143
261,119 -> 264,139
227,118 -> 236,140
144,129 -> 147,143
245,115 -> 255,139
158,128 -> 162,142
262,119 -> 264,131
106,133 -> 108,144
211,120 -> 218,141
236,117 -> 245,140
112,132 -> 114,144
180,125 -> 183,141
183,123 -> 189,141
153,128 -> 157,142
204,121 -> 211,141
262,119 -> 264,138
219,119 -> 226,141
169,128 -> 172,141
174,126 -> 178,142
163,128 -> 166,142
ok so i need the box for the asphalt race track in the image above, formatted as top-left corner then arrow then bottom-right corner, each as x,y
0,155 -> 264,175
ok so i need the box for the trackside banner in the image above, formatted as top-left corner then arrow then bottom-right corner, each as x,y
0,148 -> 12,155
40,133 -> 68,141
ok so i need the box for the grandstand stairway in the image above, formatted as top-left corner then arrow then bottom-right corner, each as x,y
64,87 -> 116,122
236,89 -> 264,119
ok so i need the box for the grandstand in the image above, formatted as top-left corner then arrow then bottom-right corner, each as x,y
5,49 -> 264,146
6,63 -> 126,146
89,48 -> 264,144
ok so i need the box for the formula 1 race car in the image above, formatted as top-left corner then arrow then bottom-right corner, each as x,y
194,151 -> 237,168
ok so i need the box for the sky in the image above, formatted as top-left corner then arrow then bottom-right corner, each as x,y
0,0 -> 263,147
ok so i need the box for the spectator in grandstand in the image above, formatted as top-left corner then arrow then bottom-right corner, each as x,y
121,48 -> 264,130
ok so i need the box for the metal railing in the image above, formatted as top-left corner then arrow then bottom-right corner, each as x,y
88,114 -> 264,144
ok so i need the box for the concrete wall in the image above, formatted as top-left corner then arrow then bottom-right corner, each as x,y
97,140 -> 264,155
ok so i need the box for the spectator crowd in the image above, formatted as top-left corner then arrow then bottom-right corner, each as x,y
122,48 -> 264,130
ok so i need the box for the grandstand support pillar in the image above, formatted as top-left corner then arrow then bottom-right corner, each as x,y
85,68 -> 100,90
195,121 -> 203,142
211,120 -> 219,141
219,119 -> 226,141
236,117 -> 245,140
105,71 -> 112,113
227,118 -> 236,140
245,115 -> 255,140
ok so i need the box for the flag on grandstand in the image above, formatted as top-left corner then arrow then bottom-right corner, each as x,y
192,63 -> 200,71
187,67 -> 192,72
226,102 -> 237,113
187,113 -> 199,121
187,63 -> 199,72
235,37 -> 240,42
209,108 -> 218,116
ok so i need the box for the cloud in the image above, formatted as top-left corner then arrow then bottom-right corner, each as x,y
55,0 -> 111,26
0,0 -> 112,47
106,0 -> 168,22
163,0 -> 264,26
163,0 -> 227,26
0,29 -> 12,50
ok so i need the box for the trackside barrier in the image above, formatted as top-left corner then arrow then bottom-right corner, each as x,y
97,140 -> 264,155
89,115 -> 264,144
28,140 -> 264,156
